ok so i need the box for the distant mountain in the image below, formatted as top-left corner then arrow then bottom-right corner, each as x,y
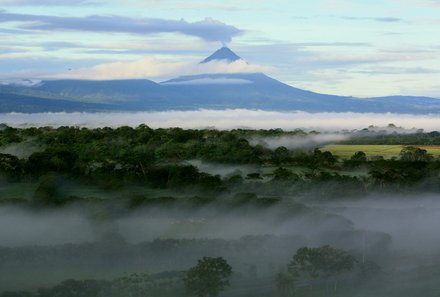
160,73 -> 361,111
0,92 -> 118,113
200,47 -> 242,64
0,47 -> 439,113
33,79 -> 162,102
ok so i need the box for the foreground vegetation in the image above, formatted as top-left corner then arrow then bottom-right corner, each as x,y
1,125 -> 440,207
2,124 -> 440,296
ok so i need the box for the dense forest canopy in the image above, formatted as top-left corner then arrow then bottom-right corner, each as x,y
1,124 -> 440,207
1,125 -> 440,297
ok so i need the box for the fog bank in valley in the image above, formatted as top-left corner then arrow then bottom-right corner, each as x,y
250,134 -> 350,150
2,196 -> 440,254
2,196 -> 440,293
2,110 -> 440,131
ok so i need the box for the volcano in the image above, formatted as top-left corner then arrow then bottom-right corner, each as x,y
0,47 -> 439,113
200,46 -> 242,64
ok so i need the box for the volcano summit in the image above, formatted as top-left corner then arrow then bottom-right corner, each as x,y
200,46 -> 243,64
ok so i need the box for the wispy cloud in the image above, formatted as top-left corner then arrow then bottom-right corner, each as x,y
52,56 -> 273,80
287,42 -> 372,47
0,47 -> 26,54
351,66 -> 440,75
0,11 -> 242,43
393,0 -> 440,7
340,16 -> 403,23
289,13 -> 404,23
2,110 -> 440,131
0,56 -> 112,79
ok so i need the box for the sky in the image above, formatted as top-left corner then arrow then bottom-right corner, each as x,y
0,0 -> 439,97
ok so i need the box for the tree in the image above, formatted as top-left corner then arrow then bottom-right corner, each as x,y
399,146 -> 432,162
351,151 -> 367,162
288,246 -> 356,291
272,167 -> 298,182
271,146 -> 291,165
183,257 -> 232,297
344,151 -> 368,169
313,149 -> 337,167
0,153 -> 23,181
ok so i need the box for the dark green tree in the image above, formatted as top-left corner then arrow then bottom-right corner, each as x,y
399,146 -> 432,162
184,257 -> 232,297
271,146 -> 291,165
0,153 -> 23,180
272,167 -> 298,182
351,151 -> 367,162
288,245 -> 355,278
288,245 -> 356,291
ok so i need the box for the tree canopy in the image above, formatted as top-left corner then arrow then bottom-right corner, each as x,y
183,257 -> 232,297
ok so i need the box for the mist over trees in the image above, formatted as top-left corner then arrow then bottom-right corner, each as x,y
1,125 -> 440,208
1,125 -> 440,296
184,257 -> 232,297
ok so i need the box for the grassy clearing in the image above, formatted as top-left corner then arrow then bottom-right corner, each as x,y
322,145 -> 440,159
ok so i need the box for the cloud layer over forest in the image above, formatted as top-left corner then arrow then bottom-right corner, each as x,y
1,110 -> 439,131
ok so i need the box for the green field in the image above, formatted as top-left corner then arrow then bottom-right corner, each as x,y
322,144 -> 440,159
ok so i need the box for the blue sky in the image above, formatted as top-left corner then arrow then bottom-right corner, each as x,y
0,0 -> 439,97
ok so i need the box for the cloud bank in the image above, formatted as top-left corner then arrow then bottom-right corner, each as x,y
0,11 -> 242,43
161,78 -> 254,85
52,58 -> 273,80
340,16 -> 403,22
1,110 -> 440,131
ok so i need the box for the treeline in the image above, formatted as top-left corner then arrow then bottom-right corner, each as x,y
0,243 -> 385,297
0,231 -> 389,269
0,272 -> 183,297
344,130 -> 440,145
1,126 -> 440,206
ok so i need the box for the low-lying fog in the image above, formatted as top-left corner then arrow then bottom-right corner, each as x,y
2,196 -> 440,254
2,110 -> 440,131
186,160 -> 260,177
316,196 -> 440,253
249,134 -> 349,150
0,204 -> 347,247
3,197 -> 440,293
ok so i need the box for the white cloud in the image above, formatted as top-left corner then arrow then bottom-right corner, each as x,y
161,78 -> 253,85
2,110 -> 440,131
191,59 -> 273,75
53,57 -> 274,80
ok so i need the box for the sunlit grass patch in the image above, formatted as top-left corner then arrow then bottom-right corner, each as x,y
322,145 -> 440,159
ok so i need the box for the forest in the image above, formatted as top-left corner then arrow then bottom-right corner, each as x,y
1,124 -> 440,296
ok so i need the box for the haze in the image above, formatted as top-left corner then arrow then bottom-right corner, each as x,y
2,110 -> 440,131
